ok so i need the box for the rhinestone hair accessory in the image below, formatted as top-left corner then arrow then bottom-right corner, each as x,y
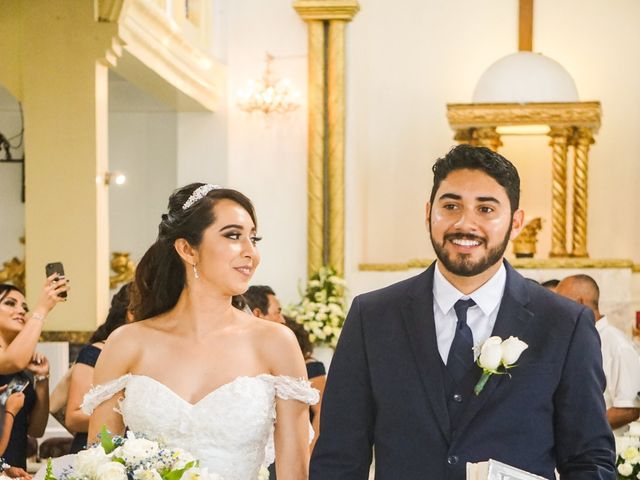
182,184 -> 223,210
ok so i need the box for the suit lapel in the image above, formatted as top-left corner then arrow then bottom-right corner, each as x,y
401,264 -> 451,442
453,261 -> 534,439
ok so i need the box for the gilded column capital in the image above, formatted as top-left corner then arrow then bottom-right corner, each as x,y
454,128 -> 476,145
571,126 -> 595,146
293,0 -> 360,21
473,127 -> 502,151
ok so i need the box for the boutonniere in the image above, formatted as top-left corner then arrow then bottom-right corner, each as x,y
474,336 -> 528,395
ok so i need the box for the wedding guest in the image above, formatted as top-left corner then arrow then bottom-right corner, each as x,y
0,280 -> 68,470
541,279 -> 560,291
64,283 -> 132,453
244,285 -> 285,324
267,317 -> 327,478
557,274 -> 640,432
284,316 -> 326,447
0,388 -> 24,455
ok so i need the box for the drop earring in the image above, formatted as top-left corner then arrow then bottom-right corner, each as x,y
192,263 -> 199,279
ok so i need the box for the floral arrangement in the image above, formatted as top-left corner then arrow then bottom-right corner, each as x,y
474,336 -> 528,395
616,423 -> 640,479
44,428 -> 221,480
286,266 -> 347,348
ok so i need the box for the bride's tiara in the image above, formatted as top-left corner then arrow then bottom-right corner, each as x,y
182,184 -> 223,210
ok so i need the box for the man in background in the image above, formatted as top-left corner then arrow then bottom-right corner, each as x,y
244,285 -> 285,324
557,274 -> 640,432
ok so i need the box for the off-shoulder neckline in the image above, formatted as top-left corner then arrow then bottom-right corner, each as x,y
114,373 -> 307,407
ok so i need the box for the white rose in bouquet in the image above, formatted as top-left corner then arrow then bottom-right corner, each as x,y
180,467 -> 224,480
114,434 -> 160,464
134,469 -> 163,480
500,336 -> 528,366
478,336 -> 502,371
96,461 -> 128,480
618,462 -> 633,476
74,444 -> 110,477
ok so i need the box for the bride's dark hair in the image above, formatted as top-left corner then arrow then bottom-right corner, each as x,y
131,183 -> 257,321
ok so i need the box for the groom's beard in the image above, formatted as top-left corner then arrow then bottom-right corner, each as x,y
430,226 -> 512,277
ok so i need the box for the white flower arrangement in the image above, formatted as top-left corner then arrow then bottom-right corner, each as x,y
44,428 -> 223,480
615,423 -> 640,479
286,266 -> 347,348
474,336 -> 528,395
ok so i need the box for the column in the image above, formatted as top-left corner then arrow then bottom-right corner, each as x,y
571,127 -> 594,258
547,127 -> 571,257
21,1 -> 116,330
294,0 -> 360,276
306,20 -> 326,275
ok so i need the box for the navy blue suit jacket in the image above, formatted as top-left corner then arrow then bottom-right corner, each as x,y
310,261 -> 615,480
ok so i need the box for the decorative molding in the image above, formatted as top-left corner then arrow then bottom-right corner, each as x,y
293,0 -> 360,21
110,252 -> 135,289
40,331 -> 93,343
98,0 -> 224,111
359,258 -> 635,272
447,102 -> 601,131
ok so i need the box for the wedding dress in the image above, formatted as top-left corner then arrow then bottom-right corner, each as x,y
44,373 -> 318,480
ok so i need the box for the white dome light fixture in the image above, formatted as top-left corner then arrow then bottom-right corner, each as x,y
472,51 -> 579,104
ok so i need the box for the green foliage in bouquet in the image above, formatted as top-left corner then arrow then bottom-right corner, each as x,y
286,266 -> 347,348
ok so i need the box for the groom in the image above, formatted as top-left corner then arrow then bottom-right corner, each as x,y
310,145 -> 615,479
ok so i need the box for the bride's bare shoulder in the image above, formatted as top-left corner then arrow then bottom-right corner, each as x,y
242,315 -> 306,376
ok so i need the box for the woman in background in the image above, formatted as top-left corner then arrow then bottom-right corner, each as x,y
284,316 -> 326,449
64,283 -> 132,453
0,278 -> 68,471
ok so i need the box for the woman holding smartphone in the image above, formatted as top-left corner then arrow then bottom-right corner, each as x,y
0,278 -> 69,472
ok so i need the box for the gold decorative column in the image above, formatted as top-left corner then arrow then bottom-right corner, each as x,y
571,127 -> 594,258
306,20 -> 326,275
474,127 -> 502,151
294,0 -> 360,276
548,127 -> 571,257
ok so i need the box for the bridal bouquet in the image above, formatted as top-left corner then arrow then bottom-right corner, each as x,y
287,266 -> 347,348
44,428 -> 222,480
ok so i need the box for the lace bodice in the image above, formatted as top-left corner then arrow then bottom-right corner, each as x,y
82,374 -> 318,480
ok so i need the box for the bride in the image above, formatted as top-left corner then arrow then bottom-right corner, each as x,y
83,184 -> 317,480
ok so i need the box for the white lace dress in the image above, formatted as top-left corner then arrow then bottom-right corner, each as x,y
79,374 -> 318,480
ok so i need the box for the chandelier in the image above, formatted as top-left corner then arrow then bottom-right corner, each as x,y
236,53 -> 301,115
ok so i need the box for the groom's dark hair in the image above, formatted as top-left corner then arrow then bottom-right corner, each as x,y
429,144 -> 521,214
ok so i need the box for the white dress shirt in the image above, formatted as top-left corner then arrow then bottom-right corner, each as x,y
596,316 -> 640,411
433,262 -> 506,365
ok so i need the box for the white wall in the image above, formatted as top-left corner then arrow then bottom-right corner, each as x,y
224,0 -> 308,304
343,0 -> 640,303
108,111 -> 177,262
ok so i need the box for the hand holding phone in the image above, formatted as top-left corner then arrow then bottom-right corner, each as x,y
45,262 -> 67,299
0,378 -> 30,406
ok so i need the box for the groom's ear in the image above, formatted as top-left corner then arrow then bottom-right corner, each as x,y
425,202 -> 431,229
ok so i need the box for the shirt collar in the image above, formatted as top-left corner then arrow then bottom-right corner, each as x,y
433,261 -> 507,316
595,315 -> 608,332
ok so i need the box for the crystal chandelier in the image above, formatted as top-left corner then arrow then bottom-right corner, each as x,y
237,53 -> 301,115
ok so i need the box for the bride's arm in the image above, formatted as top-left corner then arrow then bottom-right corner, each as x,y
87,325 -> 139,443
264,325 -> 311,480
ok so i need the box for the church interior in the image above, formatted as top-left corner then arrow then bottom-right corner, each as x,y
0,0 -> 639,463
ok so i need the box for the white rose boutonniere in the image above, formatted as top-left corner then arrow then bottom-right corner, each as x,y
474,335 -> 528,395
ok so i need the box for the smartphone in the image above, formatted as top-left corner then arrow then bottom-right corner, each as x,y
0,377 -> 30,406
45,262 -> 67,298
